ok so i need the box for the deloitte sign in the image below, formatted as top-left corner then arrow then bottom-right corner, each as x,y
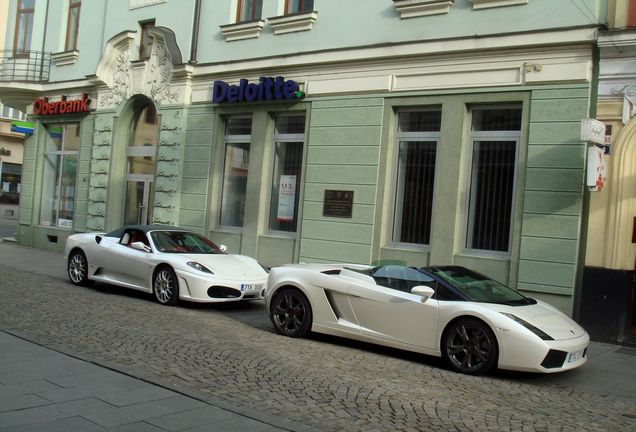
212,76 -> 304,103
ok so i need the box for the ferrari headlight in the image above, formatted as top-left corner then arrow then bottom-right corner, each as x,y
186,261 -> 213,274
501,313 -> 553,340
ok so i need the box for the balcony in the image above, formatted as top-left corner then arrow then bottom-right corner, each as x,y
0,50 -> 51,83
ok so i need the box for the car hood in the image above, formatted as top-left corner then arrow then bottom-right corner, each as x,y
179,254 -> 267,279
482,300 -> 587,340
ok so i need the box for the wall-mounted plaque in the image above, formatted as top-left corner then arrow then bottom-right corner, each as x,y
323,190 -> 354,218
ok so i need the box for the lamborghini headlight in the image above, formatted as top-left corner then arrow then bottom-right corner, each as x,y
186,261 -> 213,274
501,313 -> 554,340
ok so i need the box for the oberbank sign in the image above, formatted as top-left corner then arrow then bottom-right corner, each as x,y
212,76 -> 304,103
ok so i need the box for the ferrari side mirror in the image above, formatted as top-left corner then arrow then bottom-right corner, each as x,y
411,285 -> 435,302
219,244 -> 228,253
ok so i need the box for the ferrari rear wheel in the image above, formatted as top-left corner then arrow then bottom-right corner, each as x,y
443,318 -> 498,375
270,288 -> 312,338
68,250 -> 91,286
153,266 -> 179,306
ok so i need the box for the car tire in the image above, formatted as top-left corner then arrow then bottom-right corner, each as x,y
270,288 -> 312,338
68,250 -> 91,286
442,317 -> 498,375
153,266 -> 179,306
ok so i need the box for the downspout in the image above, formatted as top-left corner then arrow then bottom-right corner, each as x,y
39,0 -> 50,81
189,0 -> 201,63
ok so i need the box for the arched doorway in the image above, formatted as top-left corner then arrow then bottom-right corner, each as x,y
124,98 -> 159,225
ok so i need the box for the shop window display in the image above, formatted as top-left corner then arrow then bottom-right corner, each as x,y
269,114 -> 305,232
40,123 -> 80,228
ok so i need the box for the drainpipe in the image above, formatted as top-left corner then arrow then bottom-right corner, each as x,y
189,0 -> 201,64
39,0 -> 50,81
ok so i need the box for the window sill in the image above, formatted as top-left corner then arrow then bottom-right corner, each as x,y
268,11 -> 318,35
51,50 -> 79,66
262,231 -> 297,240
469,0 -> 528,10
393,0 -> 454,18
220,20 -> 265,42
455,250 -> 511,261
129,0 -> 166,9
384,242 -> 430,252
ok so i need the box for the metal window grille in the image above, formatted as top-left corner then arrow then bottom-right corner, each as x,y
466,106 -> 521,252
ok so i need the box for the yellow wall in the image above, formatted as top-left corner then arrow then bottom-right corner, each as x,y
587,100 -> 636,270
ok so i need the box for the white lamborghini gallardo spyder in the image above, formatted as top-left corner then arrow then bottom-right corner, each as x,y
265,263 -> 589,374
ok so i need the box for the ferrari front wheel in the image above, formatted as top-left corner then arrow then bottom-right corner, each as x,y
270,288 -> 312,338
68,250 -> 91,286
153,266 -> 179,306
442,318 -> 498,375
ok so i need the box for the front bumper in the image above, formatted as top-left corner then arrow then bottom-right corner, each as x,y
497,330 -> 590,373
174,268 -> 267,303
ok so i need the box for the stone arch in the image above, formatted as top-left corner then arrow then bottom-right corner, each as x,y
603,116 -> 636,270
105,94 -> 159,227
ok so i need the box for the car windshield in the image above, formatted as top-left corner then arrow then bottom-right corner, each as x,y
426,267 -> 533,305
150,231 -> 223,254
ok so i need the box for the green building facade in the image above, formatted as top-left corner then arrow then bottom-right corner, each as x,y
1,0 -> 608,315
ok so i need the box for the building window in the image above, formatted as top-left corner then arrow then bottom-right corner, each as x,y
40,123 -> 80,228
466,106 -> 521,252
285,0 -> 314,14
237,0 -> 263,22
220,116 -> 252,227
393,110 -> 441,245
269,114 -> 305,232
13,0 -> 35,54
65,0 -> 81,51
0,163 -> 22,205
139,20 -> 155,60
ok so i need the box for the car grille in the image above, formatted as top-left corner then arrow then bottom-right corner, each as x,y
541,350 -> 567,369
207,286 -> 241,299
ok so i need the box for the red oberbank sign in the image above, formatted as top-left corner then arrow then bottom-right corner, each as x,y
33,94 -> 91,116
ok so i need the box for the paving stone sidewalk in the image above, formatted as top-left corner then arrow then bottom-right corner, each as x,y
0,332 -> 284,432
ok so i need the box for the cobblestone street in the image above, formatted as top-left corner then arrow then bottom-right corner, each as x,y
1,262 -> 635,431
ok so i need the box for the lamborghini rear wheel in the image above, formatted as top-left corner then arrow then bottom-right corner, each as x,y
270,288 -> 312,338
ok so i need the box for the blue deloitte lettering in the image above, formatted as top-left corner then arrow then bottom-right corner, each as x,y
212,76 -> 303,103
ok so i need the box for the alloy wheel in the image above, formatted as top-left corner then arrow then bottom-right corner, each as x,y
154,268 -> 175,304
445,319 -> 497,374
271,289 -> 311,337
68,252 -> 88,286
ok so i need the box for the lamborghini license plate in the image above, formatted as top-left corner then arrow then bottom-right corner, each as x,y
567,349 -> 584,363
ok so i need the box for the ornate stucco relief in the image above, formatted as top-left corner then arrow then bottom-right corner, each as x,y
612,85 -> 636,124
96,28 -> 182,109
87,114 -> 115,231
154,109 -> 183,224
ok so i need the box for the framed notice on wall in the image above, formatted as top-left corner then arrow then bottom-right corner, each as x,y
276,175 -> 296,221
323,190 -> 354,218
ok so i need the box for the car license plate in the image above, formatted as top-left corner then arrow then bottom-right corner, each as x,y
240,283 -> 263,292
567,349 -> 584,363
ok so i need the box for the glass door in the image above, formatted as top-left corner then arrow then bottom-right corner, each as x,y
124,176 -> 154,225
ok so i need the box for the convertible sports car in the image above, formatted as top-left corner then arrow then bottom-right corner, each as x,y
65,225 -> 268,305
265,264 -> 589,374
